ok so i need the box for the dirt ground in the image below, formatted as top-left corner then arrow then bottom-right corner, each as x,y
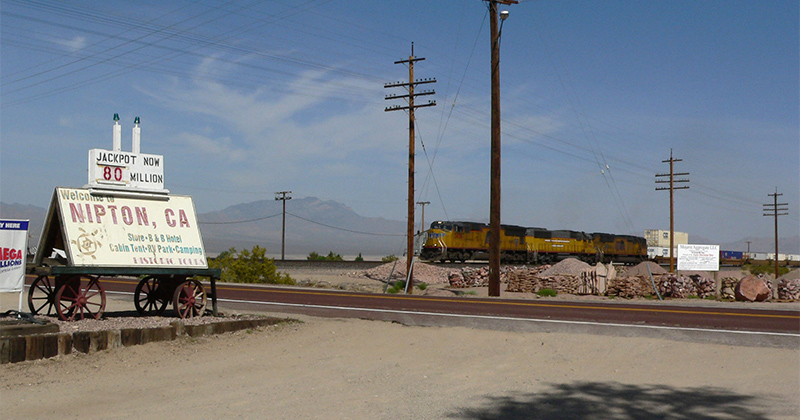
1,267 -> 799,419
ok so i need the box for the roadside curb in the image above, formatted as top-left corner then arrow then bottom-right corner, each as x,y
0,317 -> 288,364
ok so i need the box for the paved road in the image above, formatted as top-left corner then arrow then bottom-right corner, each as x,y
24,275 -> 800,347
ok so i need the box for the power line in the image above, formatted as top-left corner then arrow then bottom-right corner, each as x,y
286,212 -> 404,237
198,212 -> 282,225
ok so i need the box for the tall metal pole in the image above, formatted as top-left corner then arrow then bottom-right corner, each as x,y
487,0 -> 516,297
275,191 -> 292,261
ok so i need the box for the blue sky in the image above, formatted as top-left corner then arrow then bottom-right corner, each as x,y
1,0 -> 798,247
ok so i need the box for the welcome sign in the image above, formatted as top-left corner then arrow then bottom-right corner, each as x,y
38,188 -> 207,268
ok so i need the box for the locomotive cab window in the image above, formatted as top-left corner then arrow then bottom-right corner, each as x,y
430,221 -> 452,231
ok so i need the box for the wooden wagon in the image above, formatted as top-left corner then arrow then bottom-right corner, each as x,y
27,266 -> 220,321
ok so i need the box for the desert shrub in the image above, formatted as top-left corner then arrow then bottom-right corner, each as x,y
382,254 -> 399,263
210,246 -> 294,285
386,280 -> 428,294
307,251 -> 344,261
747,263 -> 789,277
536,288 -> 557,297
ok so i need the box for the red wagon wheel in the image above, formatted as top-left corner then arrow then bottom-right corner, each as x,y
134,276 -> 169,316
28,275 -> 56,316
173,279 -> 207,319
54,275 -> 107,321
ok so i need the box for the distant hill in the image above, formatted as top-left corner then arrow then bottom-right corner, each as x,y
2,199 -> 796,259
197,197 -> 407,257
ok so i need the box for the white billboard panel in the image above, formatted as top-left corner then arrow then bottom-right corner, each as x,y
0,219 -> 29,293
54,188 -> 207,268
677,244 -> 719,271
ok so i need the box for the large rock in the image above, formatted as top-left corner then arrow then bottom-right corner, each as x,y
734,275 -> 772,302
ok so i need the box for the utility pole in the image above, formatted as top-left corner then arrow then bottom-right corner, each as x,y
275,191 -> 292,261
416,201 -> 430,233
655,149 -> 689,273
385,43 -> 436,293
486,0 -> 517,297
763,188 -> 788,281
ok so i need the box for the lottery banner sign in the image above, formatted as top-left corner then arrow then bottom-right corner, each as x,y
0,219 -> 29,293
42,187 -> 208,268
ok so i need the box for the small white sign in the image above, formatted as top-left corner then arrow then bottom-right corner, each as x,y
87,148 -> 167,193
0,219 -> 29,293
51,188 -> 207,268
677,244 -> 719,271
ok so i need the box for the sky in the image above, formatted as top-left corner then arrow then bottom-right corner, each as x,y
1,0 -> 798,249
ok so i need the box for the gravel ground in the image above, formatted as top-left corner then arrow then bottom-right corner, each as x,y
1,265 -> 799,419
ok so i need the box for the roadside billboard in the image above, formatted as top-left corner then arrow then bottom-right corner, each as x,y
677,244 -> 719,271
36,188 -> 207,269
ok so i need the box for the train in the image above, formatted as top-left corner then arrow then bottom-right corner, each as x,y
420,220 -> 647,265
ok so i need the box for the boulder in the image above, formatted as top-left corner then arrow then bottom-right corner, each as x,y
734,275 -> 772,302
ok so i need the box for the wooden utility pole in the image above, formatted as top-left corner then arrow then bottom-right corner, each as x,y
763,188 -> 788,280
385,43 -> 436,293
655,149 -> 689,273
486,0 -> 517,297
275,191 -> 292,261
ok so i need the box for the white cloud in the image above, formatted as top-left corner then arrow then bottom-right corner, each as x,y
175,132 -> 247,162
53,36 -> 87,52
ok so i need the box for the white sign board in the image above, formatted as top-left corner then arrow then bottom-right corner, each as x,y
51,188 -> 207,268
0,219 -> 29,293
677,244 -> 719,271
87,149 -> 167,193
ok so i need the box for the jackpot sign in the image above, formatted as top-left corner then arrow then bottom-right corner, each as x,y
88,149 -> 166,192
50,188 -> 207,268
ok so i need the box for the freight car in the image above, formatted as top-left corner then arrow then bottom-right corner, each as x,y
718,250 -> 800,267
420,221 -> 647,264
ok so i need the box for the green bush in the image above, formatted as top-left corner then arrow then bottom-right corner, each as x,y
210,246 -> 294,285
307,251 -> 344,261
536,288 -> 557,297
386,281 -> 405,294
746,263 -> 789,277
382,254 -> 399,263
355,253 -> 364,262
386,280 -> 428,294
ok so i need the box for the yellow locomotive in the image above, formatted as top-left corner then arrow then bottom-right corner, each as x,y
420,221 -> 647,264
